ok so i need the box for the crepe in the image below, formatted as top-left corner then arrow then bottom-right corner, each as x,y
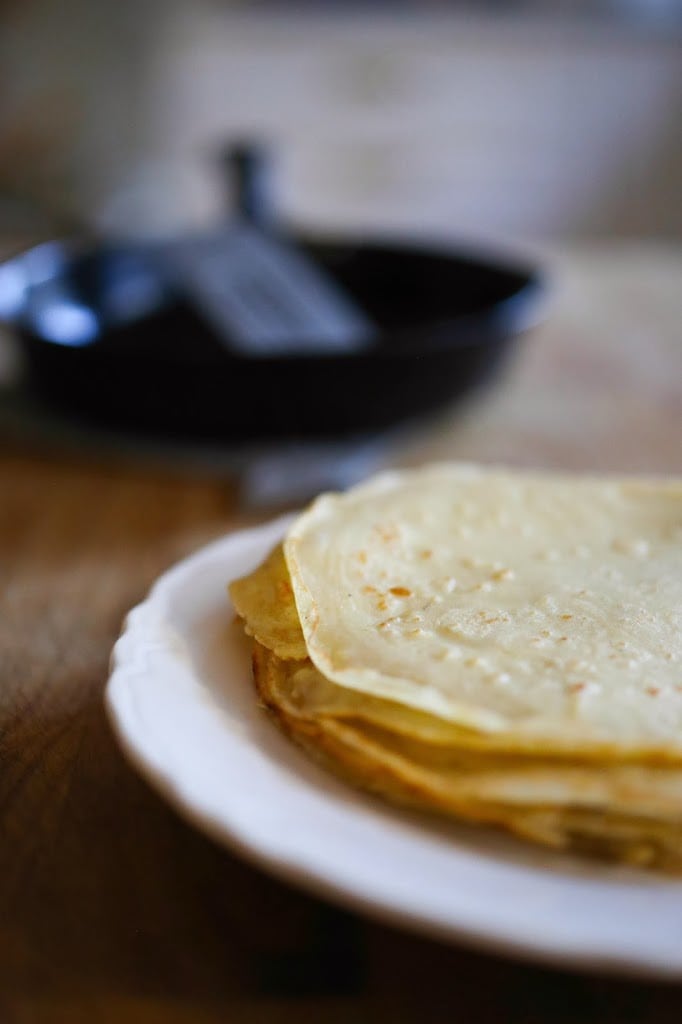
230,543 -> 307,660
252,642 -> 682,871
284,464 -> 682,758
230,463 -> 682,871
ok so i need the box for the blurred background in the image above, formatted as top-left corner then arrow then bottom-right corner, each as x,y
0,0 -> 680,507
1,0 -> 681,245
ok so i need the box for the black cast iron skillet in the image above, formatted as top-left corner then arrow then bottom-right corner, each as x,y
0,232 -> 543,441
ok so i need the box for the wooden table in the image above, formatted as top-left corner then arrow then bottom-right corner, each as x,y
1,245 -> 681,1023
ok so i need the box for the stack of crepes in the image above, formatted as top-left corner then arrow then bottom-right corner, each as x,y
230,464 -> 682,872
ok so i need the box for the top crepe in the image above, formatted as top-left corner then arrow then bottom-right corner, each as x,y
284,464 -> 682,756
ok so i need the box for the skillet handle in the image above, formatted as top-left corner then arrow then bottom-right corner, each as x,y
219,141 -> 277,232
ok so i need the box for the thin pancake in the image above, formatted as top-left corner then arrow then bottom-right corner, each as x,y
229,544 -> 308,660
252,642 -> 682,872
233,542 -> 682,763
256,642 -> 682,822
285,465 -> 682,758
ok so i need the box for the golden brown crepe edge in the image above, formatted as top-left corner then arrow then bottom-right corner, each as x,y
251,641 -> 682,873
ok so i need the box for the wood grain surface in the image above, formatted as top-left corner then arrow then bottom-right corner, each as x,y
1,246 -> 681,1023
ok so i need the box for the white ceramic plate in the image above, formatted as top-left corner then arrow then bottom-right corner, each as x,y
107,517 -> 682,979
